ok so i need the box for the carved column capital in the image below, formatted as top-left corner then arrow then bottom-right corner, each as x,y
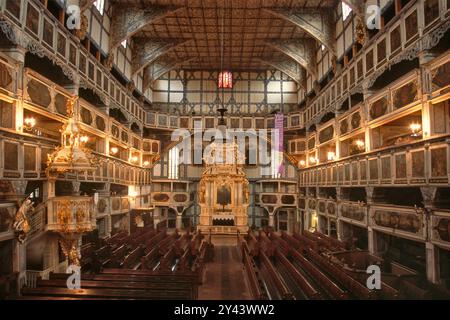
420,187 -> 437,208
11,180 -> 27,197
365,186 -> 375,204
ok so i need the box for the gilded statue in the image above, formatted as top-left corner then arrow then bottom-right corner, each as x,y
243,181 -> 250,204
75,14 -> 89,41
199,180 -> 206,203
60,238 -> 80,266
13,197 -> 33,244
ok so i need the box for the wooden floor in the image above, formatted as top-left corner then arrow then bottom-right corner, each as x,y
198,236 -> 251,300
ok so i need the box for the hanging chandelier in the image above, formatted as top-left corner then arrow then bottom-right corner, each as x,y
218,0 -> 232,90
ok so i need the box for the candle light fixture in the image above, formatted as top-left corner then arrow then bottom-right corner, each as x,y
23,117 -> 36,131
410,123 -> 422,137
110,147 -> 119,155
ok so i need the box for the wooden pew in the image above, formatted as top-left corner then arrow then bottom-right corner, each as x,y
121,245 -> 145,269
290,249 -> 348,299
177,246 -> 193,272
257,231 -> 275,257
306,231 -> 346,251
92,245 -> 112,272
268,232 -> 290,257
35,278 -> 195,297
292,232 -> 319,251
158,247 -> 176,271
104,231 -> 128,248
259,250 -> 294,300
48,270 -> 199,299
50,271 -> 198,284
80,243 -> 96,270
281,232 -> 307,252
192,241 -> 208,284
21,286 -> 192,300
274,250 -> 321,300
140,247 -> 161,271
107,245 -> 128,268
305,249 -> 375,299
245,231 -> 260,256
145,230 -> 167,249
0,272 -> 18,299
241,241 -> 267,300
129,229 -> 156,249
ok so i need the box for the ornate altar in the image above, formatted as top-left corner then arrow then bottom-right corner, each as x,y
197,132 -> 249,234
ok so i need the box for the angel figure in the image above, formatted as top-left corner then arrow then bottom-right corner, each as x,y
13,197 -> 33,244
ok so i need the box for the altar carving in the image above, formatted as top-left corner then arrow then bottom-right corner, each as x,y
197,137 -> 249,234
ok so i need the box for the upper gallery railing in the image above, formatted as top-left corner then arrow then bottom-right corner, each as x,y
0,0 -> 145,127
301,0 -> 450,128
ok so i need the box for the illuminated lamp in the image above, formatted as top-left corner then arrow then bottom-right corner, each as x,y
218,71 -> 233,89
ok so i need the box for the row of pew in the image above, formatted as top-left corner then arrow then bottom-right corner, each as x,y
240,229 -> 450,300
239,230 -> 376,300
19,224 -> 213,300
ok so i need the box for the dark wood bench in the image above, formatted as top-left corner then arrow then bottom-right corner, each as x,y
275,249 -> 321,300
290,249 -> 348,299
21,286 -> 192,300
121,245 -> 145,269
259,250 -> 294,300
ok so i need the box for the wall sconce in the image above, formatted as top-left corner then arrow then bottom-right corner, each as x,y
110,147 -> 119,155
129,190 -> 138,200
410,123 -> 422,137
143,161 -> 150,167
327,151 -> 336,161
354,139 -> 365,149
80,136 -> 89,144
130,156 -> 139,163
23,117 -> 36,131
299,160 -> 306,167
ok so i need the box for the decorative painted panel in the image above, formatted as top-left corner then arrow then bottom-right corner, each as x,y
369,96 -> 388,120
27,79 -> 51,108
392,80 -> 418,110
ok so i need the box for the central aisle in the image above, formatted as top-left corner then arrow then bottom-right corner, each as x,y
198,235 -> 251,300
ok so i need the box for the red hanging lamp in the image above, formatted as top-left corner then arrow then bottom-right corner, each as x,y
218,71 -> 233,89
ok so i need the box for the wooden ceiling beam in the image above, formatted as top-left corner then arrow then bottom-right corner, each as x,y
266,38 -> 317,78
263,8 -> 336,56
256,56 -> 306,89
131,39 -> 189,77
109,5 -> 183,51
143,57 -> 195,91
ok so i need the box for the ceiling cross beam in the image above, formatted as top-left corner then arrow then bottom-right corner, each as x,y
256,57 -> 306,89
266,39 -> 317,78
143,57 -> 195,91
264,8 -> 336,55
110,5 -> 183,51
132,39 -> 188,77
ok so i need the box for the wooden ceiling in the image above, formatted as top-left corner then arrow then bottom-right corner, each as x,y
110,0 -> 338,71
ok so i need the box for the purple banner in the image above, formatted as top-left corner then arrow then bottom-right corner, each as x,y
275,113 -> 284,175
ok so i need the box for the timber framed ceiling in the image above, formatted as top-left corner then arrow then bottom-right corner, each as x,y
105,0 -> 361,84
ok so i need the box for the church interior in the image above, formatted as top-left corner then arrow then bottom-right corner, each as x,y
0,0 -> 449,301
